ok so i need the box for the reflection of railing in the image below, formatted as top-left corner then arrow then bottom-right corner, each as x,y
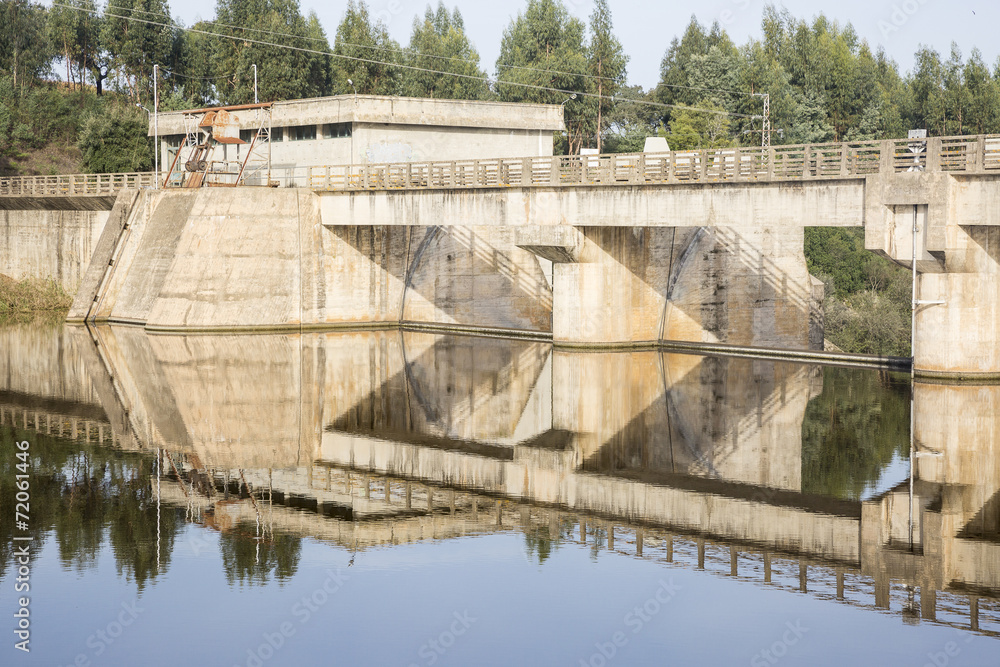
0,405 -> 117,447
309,135 -> 1000,192
0,172 -> 155,196
168,458 -> 1000,637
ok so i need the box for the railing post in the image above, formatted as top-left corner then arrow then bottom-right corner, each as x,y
879,140 -> 894,174
733,147 -> 742,182
926,136 -> 942,172
698,150 -> 707,182
635,154 -> 645,184
975,135 -> 987,172
549,156 -> 560,186
840,145 -> 849,177
521,157 -> 531,186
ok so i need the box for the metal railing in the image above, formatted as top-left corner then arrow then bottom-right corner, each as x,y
0,172 -> 155,197
309,135 -> 1000,192
4,135 -> 1000,197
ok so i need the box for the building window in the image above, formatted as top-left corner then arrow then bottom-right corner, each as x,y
323,123 -> 352,139
289,125 -> 317,141
272,127 -> 284,142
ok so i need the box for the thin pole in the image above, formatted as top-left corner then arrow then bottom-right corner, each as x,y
252,64 -> 258,104
153,64 -> 159,188
911,204 -> 918,371
909,204 -> 917,549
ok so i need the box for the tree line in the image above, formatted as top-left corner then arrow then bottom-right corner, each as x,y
3,0 -> 1000,168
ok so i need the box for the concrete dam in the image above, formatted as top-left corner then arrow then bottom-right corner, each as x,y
4,131 -> 1000,379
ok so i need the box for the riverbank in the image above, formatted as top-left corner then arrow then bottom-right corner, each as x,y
0,275 -> 72,318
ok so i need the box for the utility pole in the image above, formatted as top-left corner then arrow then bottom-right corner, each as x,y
153,64 -> 159,188
252,64 -> 258,104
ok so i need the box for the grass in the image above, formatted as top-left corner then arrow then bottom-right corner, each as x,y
0,275 -> 73,316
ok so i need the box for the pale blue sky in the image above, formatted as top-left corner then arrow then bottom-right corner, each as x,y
106,0 -> 1000,89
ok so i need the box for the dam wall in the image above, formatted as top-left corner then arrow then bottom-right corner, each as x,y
1,207 -> 109,291
63,187 -> 821,351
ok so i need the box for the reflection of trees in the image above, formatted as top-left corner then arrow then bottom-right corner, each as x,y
219,522 -> 301,587
523,519 -> 575,565
0,424 -> 178,589
107,459 -> 177,590
54,453 -> 107,572
801,368 -> 910,499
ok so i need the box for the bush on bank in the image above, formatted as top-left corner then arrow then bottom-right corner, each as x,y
0,275 -> 72,315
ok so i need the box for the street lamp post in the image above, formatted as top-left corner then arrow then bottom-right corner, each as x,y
136,103 -> 156,188
153,64 -> 159,188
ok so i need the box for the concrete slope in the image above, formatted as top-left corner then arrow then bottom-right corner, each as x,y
144,189 -> 310,330
67,189 -> 142,322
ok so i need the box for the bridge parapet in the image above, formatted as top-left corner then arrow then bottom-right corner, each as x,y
307,135 -> 1000,192
0,172 -> 154,197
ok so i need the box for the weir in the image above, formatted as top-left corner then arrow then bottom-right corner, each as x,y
2,134 -> 1000,377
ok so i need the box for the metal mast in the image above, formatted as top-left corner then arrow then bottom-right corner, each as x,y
760,93 -> 770,150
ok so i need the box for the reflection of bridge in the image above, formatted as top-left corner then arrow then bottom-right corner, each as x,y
3,324 -> 1000,635
150,460 -> 1000,637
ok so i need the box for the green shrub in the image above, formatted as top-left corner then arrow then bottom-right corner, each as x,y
77,106 -> 152,173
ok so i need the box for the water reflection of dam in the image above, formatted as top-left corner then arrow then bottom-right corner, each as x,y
3,323 -> 1000,635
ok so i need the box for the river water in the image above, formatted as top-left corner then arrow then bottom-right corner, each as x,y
1,319 -> 998,666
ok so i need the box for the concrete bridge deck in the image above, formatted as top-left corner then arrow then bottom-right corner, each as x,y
4,135 -> 1000,376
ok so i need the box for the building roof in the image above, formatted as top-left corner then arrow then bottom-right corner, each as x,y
150,94 -> 566,136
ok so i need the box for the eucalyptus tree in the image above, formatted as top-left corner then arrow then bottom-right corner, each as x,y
587,0 -> 627,152
964,48 -> 1000,134
213,0 -> 331,104
48,0 -> 83,87
403,2 -> 489,100
47,0 -> 103,90
100,0 -> 177,100
495,0 -> 591,154
655,17 -> 738,122
0,0 -> 52,89
907,47 -> 947,135
330,0 -> 400,96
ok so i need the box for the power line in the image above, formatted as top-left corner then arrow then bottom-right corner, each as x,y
99,0 -> 643,88
50,2 -> 756,119
160,67 -> 232,82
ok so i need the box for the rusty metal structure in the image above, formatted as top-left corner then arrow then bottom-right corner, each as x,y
163,103 -> 274,188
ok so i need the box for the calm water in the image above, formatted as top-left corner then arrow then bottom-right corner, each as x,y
1,320 -> 998,666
